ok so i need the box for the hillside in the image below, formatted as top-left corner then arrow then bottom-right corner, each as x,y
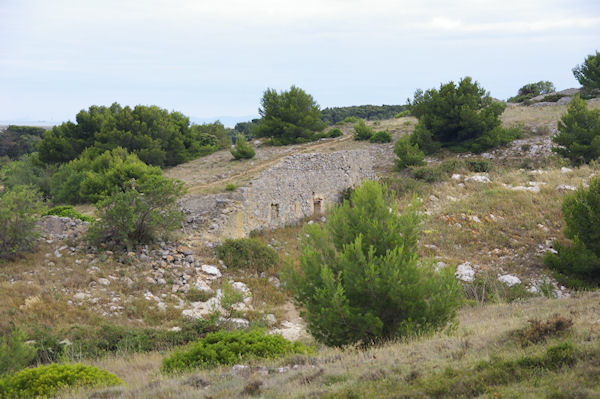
1,100 -> 600,398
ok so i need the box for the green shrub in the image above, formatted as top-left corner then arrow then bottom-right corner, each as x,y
283,180 -> 462,347
335,116 -> 359,125
0,126 -> 45,159
87,176 -> 185,250
551,95 -> 600,165
353,120 -> 374,141
0,364 -> 122,398
0,329 -> 36,376
0,186 -> 45,261
230,135 -> 256,160
369,131 -> 392,143
29,319 -> 214,364
466,159 -> 492,173
225,183 -> 237,191
327,128 -> 343,138
50,147 -> 164,204
1,153 -> 56,197
161,329 -> 309,373
44,206 -> 95,223
409,77 -> 519,153
394,136 -> 425,170
215,238 -> 278,272
395,110 -> 411,118
507,81 -> 555,103
544,177 -> 600,287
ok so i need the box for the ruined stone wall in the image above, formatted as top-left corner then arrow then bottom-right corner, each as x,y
181,150 -> 376,239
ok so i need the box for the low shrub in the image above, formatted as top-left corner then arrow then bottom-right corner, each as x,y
231,135 -> 256,160
335,116 -> 359,125
511,315 -> 573,346
327,128 -> 343,138
394,136 -> 425,170
161,329 -> 309,373
87,176 -> 185,250
353,120 -> 374,141
369,131 -> 392,143
466,159 -> 491,173
0,186 -> 45,261
44,206 -> 95,223
395,110 -> 411,118
215,238 -> 278,272
29,319 -> 214,364
225,183 -> 237,191
0,364 -> 122,398
0,329 -> 36,376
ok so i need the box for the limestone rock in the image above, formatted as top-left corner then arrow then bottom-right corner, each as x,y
455,262 -> 475,282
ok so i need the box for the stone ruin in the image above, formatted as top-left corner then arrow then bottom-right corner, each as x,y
180,150 -> 377,239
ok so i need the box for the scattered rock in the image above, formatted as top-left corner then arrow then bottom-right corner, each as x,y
201,264 -> 222,279
455,262 -> 475,282
97,278 -> 111,286
465,174 -> 491,183
498,274 -> 521,287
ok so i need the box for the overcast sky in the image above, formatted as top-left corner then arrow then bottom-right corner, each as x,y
1,0 -> 599,125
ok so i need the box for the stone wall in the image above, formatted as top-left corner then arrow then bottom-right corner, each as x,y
181,150 -> 376,239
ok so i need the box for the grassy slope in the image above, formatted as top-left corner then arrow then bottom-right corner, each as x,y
2,101 -> 600,397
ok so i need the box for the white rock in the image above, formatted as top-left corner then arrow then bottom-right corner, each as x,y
201,264 -> 222,279
231,364 -> 248,375
169,326 -> 181,332
434,261 -> 447,272
73,292 -> 90,301
468,215 -> 481,223
451,174 -> 462,181
527,285 -> 539,294
561,167 -> 573,174
270,320 -> 305,341
232,281 -> 251,297
268,276 -> 281,288
498,274 -> 521,287
228,318 -> 250,328
97,278 -> 110,286
264,313 -> 277,326
455,262 -> 475,282
465,174 -> 491,183
556,185 -> 576,191
194,278 -> 213,293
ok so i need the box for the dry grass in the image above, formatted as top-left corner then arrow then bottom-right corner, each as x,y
59,292 -> 600,398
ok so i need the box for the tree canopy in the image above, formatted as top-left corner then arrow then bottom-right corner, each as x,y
508,81 -> 556,103
409,77 -> 519,153
252,86 -> 327,145
573,50 -> 600,96
38,103 -> 228,167
321,104 -> 406,125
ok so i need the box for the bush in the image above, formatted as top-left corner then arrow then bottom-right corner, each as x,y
0,126 -> 45,159
0,329 -> 36,376
551,95 -> 600,165
369,131 -> 392,143
573,50 -> 600,96
87,176 -> 185,250
544,177 -> 600,287
507,81 -> 556,103
327,128 -> 343,138
321,105 -> 405,125
353,120 -> 374,141
49,147 -> 164,204
28,319 -> 214,364
215,238 -> 278,272
44,206 -> 95,223
1,153 -> 56,197
161,329 -> 309,373
409,77 -> 518,153
38,103 -> 224,167
394,136 -> 425,170
0,186 -> 45,261
230,135 -> 256,160
225,183 -> 237,191
252,86 -> 327,145
283,180 -> 462,346
0,364 -> 122,398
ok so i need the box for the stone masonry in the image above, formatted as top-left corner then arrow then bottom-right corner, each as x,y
181,150 -> 376,239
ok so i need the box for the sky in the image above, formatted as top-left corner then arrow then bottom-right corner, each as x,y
1,0 -> 599,126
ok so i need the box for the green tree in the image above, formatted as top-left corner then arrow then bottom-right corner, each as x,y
230,135 -> 256,159
0,186 -> 45,261
544,177 -> 600,287
283,180 -> 462,346
551,95 -> 600,165
252,86 -> 326,145
409,77 -> 519,153
87,176 -> 185,250
508,81 -> 556,103
573,50 -> 600,96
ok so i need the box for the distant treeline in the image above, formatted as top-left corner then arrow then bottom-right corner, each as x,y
0,125 -> 47,159
321,104 -> 407,125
